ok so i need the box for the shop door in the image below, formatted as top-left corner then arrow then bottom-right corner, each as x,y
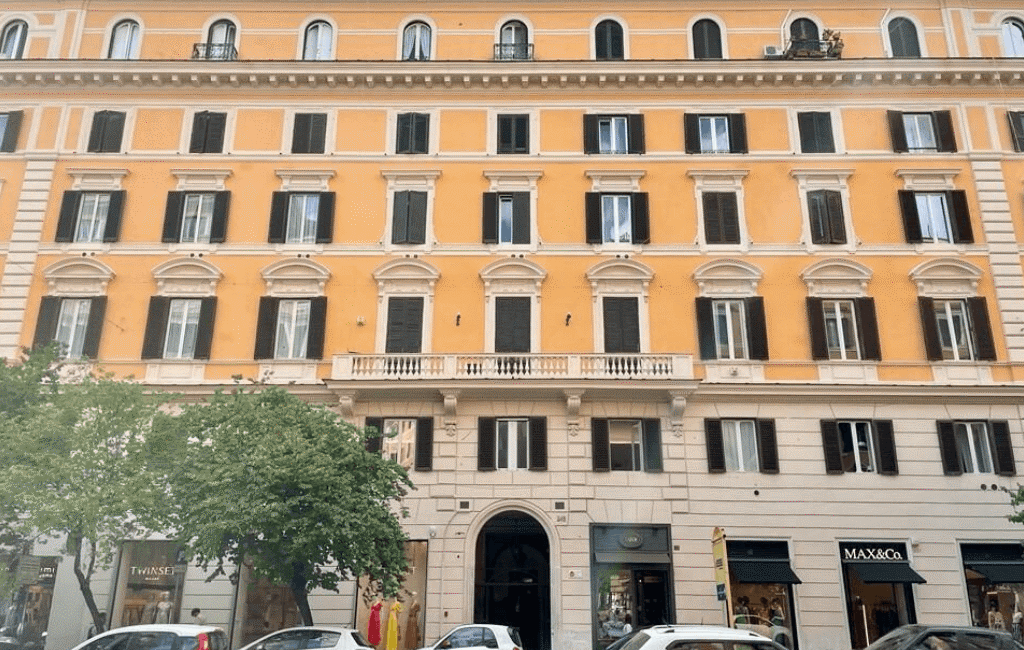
635,570 -> 670,627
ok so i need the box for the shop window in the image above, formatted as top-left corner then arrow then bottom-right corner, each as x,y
728,540 -> 801,650
840,542 -> 922,649
591,418 -> 662,472
111,541 -> 186,627
961,543 -> 1024,635
477,417 -> 547,470
364,417 -> 434,471
236,574 -> 301,645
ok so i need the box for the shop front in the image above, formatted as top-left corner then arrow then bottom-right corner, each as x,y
110,541 -> 187,627
839,542 -> 924,649
1,555 -> 59,650
727,540 -> 801,650
960,542 -> 1024,635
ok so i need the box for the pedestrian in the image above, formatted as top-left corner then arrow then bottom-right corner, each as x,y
1013,608 -> 1022,643
190,608 -> 207,625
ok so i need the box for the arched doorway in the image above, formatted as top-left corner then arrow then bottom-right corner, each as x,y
474,511 -> 551,650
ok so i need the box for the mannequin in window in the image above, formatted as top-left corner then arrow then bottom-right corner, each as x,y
405,594 -> 420,649
154,591 -> 172,624
989,601 -> 1006,631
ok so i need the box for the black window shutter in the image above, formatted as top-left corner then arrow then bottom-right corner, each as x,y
32,297 -> 61,350
609,22 -> 624,59
583,114 -> 599,154
292,113 -> 312,154
856,297 -> 882,361
189,112 -> 210,153
210,191 -> 231,243
825,190 -> 846,243
806,297 -> 828,360
705,419 -> 726,473
585,193 -> 603,244
308,114 -> 327,154
703,192 -> 724,244
87,111 -> 107,152
81,296 -> 107,359
692,20 -> 722,60
627,114 -> 646,154
478,417 -> 497,471
194,297 -> 217,360
56,191 -> 82,242
386,297 -> 424,353
205,113 -> 226,153
315,192 -> 335,244
512,192 -> 530,244
696,297 -> 717,360
642,419 -> 662,472
745,296 -> 769,361
603,297 -> 639,353
268,192 -> 290,243
515,115 -> 529,152
918,297 -> 943,361
936,421 -> 963,475
162,192 -> 185,243
684,114 -> 701,154
967,297 -> 997,361
807,190 -> 829,244
102,112 -> 125,153
1,110 -> 23,152
102,190 -> 125,242
253,296 -> 280,360
1009,112 -> 1024,153
728,114 -> 748,153
414,417 -> 434,471
396,113 -> 412,153
591,418 -> 610,471
141,296 -> 171,359
495,296 -> 530,353
528,417 -> 547,471
888,111 -> 909,152
947,190 -> 973,244
631,192 -> 650,244
888,18 -> 921,58
757,419 -> 779,474
408,191 -> 427,245
497,116 -> 513,153
874,420 -> 899,475
305,296 -> 327,360
820,420 -> 844,474
413,113 -> 429,153
898,190 -> 923,243
481,192 -> 498,244
798,112 -> 834,154
364,417 -> 383,454
990,421 -> 1016,477
934,111 -> 957,153
393,191 -> 411,244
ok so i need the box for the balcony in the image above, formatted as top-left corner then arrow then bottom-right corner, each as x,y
191,43 -> 238,61
494,43 -> 534,61
785,30 -> 843,59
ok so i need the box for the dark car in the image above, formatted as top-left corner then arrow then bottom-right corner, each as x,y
865,624 -> 1024,650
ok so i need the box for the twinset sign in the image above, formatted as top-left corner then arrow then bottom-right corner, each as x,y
839,542 -> 909,563
129,565 -> 176,582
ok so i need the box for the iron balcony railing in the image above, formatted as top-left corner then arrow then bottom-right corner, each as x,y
494,43 -> 534,61
785,38 -> 843,59
192,43 -> 238,61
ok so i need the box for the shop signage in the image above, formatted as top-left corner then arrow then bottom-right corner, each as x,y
129,564 -> 177,582
619,531 -> 644,549
712,527 -> 731,609
15,556 -> 41,586
839,542 -> 908,562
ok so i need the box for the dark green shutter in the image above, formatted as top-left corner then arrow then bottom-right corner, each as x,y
495,297 -> 530,353
102,190 -> 125,243
385,297 -> 424,353
898,190 -> 923,243
631,192 -> 650,244
856,298 -> 882,361
990,421 -> 1016,477
253,297 -> 280,360
948,190 -> 973,244
141,297 -> 171,359
415,417 -> 434,471
684,114 -> 701,154
1008,112 -> 1024,153
696,297 -> 717,360
478,417 -> 497,471
967,297 -> 997,361
592,418 -> 610,471
210,192 -> 231,243
603,297 -> 639,353
528,417 -> 547,471
194,297 -> 217,360
692,19 -> 722,59
627,114 -> 646,154
820,420 -> 844,474
757,419 -> 779,474
162,192 -> 185,243
481,192 -> 498,244
585,193 -> 603,243
934,111 -> 957,153
807,297 -> 828,360
268,192 -> 289,243
305,296 -> 327,359
512,192 -> 530,244
642,419 -> 662,472
745,297 -> 769,361
583,114 -> 599,154
705,419 -> 726,473
407,191 -> 427,245
936,421 -> 962,475
81,296 -> 107,359
874,420 -> 899,476
55,191 -> 82,243
33,297 -> 61,350
315,192 -> 334,244
728,114 -> 748,153
888,110 -> 909,152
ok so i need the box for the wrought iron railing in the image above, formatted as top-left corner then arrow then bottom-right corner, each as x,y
494,43 -> 534,60
192,43 -> 238,60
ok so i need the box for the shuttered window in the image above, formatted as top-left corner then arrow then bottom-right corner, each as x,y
33,296 -> 107,359
55,190 -> 125,244
162,191 -> 230,244
495,297 -> 531,353
807,189 -> 846,244
478,417 -> 547,471
497,114 -> 530,154
602,297 -> 640,354
253,296 -> 326,360
1008,112 -> 1024,153
692,19 -> 723,60
918,297 -> 996,362
392,191 -> 428,245
595,20 -> 624,60
898,190 -> 972,244
268,192 -> 335,244
482,192 -> 530,244
888,17 -> 922,58
385,297 -> 424,354
396,112 -> 429,154
87,110 -> 126,153
807,297 -> 881,361
936,421 -> 1015,476
702,192 -> 741,244
584,193 -> 650,245
365,417 -> 434,471
291,113 -> 327,154
685,113 -> 748,154
797,112 -> 836,154
887,110 -> 956,153
189,111 -> 227,153
705,419 -> 779,474
821,420 -> 898,475
583,114 -> 645,154
591,418 -> 661,472
695,297 -> 769,361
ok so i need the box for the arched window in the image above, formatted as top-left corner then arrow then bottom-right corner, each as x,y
498,20 -> 529,60
108,20 -> 140,59
790,18 -> 819,49
595,19 -> 624,60
692,19 -> 723,59
206,19 -> 236,60
303,21 -> 332,60
887,17 -> 921,58
402,22 -> 431,61
1,20 -> 28,59
1003,19 -> 1024,57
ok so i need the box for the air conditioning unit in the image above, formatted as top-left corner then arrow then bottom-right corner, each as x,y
763,44 -> 784,59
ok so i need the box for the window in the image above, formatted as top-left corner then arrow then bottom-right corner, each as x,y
1008,111 -> 1024,152
789,18 -> 819,50
807,297 -> 881,361
583,114 -> 644,154
498,20 -> 529,60
494,296 -> 530,353
482,192 -> 529,245
887,17 -> 921,57
1002,19 -> 1024,57
685,114 -> 748,154
692,19 -> 723,59
594,19 -> 624,60
161,191 -> 230,244
821,420 -> 898,475
385,296 -> 424,354
919,297 -> 996,362
303,21 -> 331,61
55,191 -> 125,243
189,111 -> 227,153
898,190 -> 972,244
268,191 -> 334,244
497,114 -> 529,154
0,110 -> 23,152
602,296 -> 640,353
888,110 -> 956,153
291,113 -> 327,154
437,627 -> 499,649
87,110 -> 126,153
392,191 -> 427,245
33,296 -> 106,359
396,112 -> 429,154
806,189 -> 845,244
205,20 -> 236,60
1,20 -> 27,59
141,297 -> 216,360
478,417 -> 547,470
591,418 -> 662,472
797,112 -> 835,154
585,193 -> 649,245
108,20 -> 140,59
253,296 -> 326,360
701,192 -> 741,245
365,417 -> 434,471
705,418 -> 779,474
936,420 -> 1014,476
402,22 -> 431,61
696,297 -> 768,361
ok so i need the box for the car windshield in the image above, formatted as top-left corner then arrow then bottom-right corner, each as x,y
865,627 -> 918,650
507,629 -> 522,647
620,633 -> 650,650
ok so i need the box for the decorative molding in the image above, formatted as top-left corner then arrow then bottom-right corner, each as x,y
440,389 -> 460,435
261,258 -> 331,296
789,168 -> 854,188
152,258 -> 222,297
67,168 -> 128,190
381,169 -> 441,188
693,258 -> 762,297
585,169 -> 645,192
909,257 -> 983,297
479,258 -> 547,297
801,258 -> 872,297
483,169 -> 543,191
275,169 -> 335,191
686,169 -> 749,191
564,389 -> 584,436
895,168 -> 960,190
43,258 -> 114,296
585,258 -> 654,296
372,258 -> 440,297
336,391 -> 356,420
669,391 -> 687,437
170,168 -> 232,191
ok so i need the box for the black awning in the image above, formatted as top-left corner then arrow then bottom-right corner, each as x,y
966,563 -> 1024,584
847,562 -> 926,584
729,559 -> 802,584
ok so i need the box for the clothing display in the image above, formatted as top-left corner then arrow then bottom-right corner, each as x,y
368,600 -> 383,646
386,601 -> 401,650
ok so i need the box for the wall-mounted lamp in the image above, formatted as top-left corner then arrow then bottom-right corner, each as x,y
456,313 -> 461,326
565,313 -> 572,326
356,316 -> 365,326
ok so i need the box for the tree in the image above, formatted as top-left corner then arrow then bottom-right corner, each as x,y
0,349 -> 179,635
171,386 -> 412,625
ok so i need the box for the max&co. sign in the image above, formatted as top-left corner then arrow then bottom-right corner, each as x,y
839,542 -> 909,563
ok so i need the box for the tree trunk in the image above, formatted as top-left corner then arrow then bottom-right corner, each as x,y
69,528 -> 107,635
289,561 -> 314,626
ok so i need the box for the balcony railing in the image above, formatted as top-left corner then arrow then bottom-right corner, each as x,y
494,43 -> 534,61
332,353 -> 693,381
785,35 -> 843,59
192,43 -> 238,61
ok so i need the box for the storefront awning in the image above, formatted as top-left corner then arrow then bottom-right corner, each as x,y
729,560 -> 802,584
966,563 -> 1024,584
594,551 -> 671,564
847,562 -> 926,584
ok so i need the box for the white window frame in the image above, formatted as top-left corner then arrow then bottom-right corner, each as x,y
837,421 -> 875,473
372,259 -> 438,355
75,193 -> 111,243
601,194 -> 632,244
712,299 -> 748,360
608,419 -> 645,471
933,299 -> 975,361
285,193 -> 320,244
0,20 -> 28,59
788,108 -> 846,154
914,192 -> 954,243
686,14 -> 730,60
1001,18 -> 1024,57
302,20 -> 333,61
381,418 -> 417,469
791,169 -> 855,251
480,258 -> 546,354
274,298 -> 311,360
163,298 -> 202,359
54,298 -> 92,359
823,299 -> 861,361
954,421 -> 994,474
179,193 -> 215,244
722,419 -> 758,472
699,115 -> 731,153
489,109 -> 538,155
496,418 -> 530,470
107,18 -> 141,60
382,170 -> 439,253
402,21 -> 432,61
902,113 -> 938,151
483,170 -> 541,251
590,15 -> 629,60
586,258 -> 653,354
598,116 -> 628,154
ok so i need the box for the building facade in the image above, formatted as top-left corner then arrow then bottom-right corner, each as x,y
2,2 -> 1024,650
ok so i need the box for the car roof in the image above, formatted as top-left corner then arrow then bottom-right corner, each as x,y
446,624 -> 514,632
95,625 -> 225,635
642,625 -> 773,641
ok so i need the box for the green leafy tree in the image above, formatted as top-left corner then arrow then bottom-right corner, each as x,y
171,386 -> 412,625
0,349 -> 179,634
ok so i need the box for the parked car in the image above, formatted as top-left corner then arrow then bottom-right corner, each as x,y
615,625 -> 786,650
69,625 -> 228,650
414,624 -> 523,650
865,624 -> 1024,650
238,626 -> 373,650
732,615 -> 794,648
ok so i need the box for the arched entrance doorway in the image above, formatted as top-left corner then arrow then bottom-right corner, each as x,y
474,511 -> 550,650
